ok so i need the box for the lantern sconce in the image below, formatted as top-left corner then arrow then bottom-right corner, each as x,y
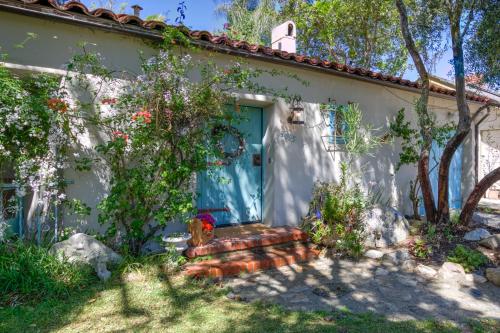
287,95 -> 305,125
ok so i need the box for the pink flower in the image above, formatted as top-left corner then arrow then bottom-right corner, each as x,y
132,108 -> 152,124
101,98 -> 117,105
47,98 -> 68,113
112,130 -> 129,142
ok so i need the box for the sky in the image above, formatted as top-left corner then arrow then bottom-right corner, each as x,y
80,0 -> 455,82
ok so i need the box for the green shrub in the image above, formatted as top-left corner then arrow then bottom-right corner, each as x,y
302,163 -> 366,257
0,241 -> 96,306
409,239 -> 432,259
447,245 -> 489,272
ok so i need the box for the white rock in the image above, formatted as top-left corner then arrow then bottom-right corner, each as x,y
437,262 -> 466,285
415,264 -> 438,280
363,206 -> 410,248
465,273 -> 488,284
464,228 -> 491,241
479,234 -> 500,249
364,249 -> 384,259
50,233 -> 122,281
485,268 -> 500,287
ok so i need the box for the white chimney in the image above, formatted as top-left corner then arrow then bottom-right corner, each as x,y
271,21 -> 296,53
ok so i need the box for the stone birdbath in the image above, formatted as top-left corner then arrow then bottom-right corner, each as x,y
162,232 -> 192,254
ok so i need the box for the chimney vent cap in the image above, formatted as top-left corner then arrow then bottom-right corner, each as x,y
131,4 -> 143,17
271,21 -> 296,53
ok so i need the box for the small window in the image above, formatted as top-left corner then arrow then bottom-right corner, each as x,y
329,107 -> 347,144
287,23 -> 293,36
278,42 -> 282,50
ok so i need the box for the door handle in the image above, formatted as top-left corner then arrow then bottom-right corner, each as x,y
253,154 -> 262,166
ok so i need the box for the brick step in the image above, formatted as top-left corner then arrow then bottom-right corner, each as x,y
185,226 -> 309,258
184,242 -> 320,278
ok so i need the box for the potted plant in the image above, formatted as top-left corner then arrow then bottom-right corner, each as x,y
162,232 -> 192,254
188,213 -> 216,246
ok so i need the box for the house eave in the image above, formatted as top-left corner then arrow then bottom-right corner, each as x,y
0,0 -> 484,106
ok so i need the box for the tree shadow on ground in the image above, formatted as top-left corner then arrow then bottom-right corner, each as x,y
222,253 -> 500,326
1,256 -> 498,333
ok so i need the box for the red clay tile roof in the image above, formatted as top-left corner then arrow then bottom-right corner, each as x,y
3,0 -> 490,103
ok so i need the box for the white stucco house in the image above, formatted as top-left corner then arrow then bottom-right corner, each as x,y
0,0 -> 496,237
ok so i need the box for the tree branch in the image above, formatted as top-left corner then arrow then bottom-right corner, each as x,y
461,0 -> 477,38
395,0 -> 430,82
460,166 -> 500,225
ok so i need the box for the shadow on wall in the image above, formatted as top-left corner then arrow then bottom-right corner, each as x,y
271,100 -> 403,228
62,74 -> 124,235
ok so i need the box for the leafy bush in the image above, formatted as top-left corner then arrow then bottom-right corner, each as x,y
302,163 -> 367,257
447,245 -> 489,272
67,30 -> 296,255
409,239 -> 432,259
0,241 -> 95,306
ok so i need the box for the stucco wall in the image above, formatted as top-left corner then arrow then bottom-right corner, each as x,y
0,11 -> 485,234
478,111 -> 500,199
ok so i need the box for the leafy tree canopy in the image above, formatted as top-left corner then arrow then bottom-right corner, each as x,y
216,0 -> 280,45
466,0 -> 500,90
218,0 -> 409,75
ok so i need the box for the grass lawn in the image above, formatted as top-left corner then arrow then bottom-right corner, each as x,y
0,261 -> 498,333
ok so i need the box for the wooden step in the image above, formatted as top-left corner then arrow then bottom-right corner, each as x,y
185,226 -> 309,258
184,243 -> 319,278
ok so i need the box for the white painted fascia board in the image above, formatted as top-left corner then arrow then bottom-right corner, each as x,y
1,61 -> 67,76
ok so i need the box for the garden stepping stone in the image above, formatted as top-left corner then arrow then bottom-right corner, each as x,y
414,264 -> 437,280
375,267 -> 390,276
364,249 -> 384,259
381,249 -> 410,265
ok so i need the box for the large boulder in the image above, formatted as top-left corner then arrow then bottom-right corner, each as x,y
479,234 -> 500,250
50,233 -> 122,281
437,262 -> 466,285
463,228 -> 491,241
363,206 -> 410,248
486,268 -> 500,287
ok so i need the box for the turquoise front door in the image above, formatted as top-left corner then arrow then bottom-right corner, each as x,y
198,106 -> 263,226
419,140 -> 463,215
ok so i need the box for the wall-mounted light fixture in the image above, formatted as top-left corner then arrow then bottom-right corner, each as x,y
287,96 -> 304,125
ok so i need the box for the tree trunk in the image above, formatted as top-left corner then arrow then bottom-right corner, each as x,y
409,177 -> 421,220
435,3 -> 471,225
396,0 -> 436,223
419,148 -> 436,222
436,128 -> 469,223
460,166 -> 500,226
